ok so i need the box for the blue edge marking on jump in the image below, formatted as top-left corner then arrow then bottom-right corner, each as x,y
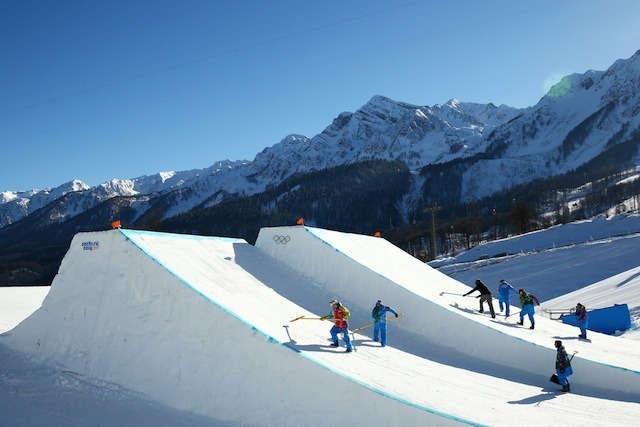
117,228 -> 485,426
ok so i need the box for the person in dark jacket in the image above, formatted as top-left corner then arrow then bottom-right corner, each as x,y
371,300 -> 399,347
554,340 -> 573,392
463,279 -> 496,318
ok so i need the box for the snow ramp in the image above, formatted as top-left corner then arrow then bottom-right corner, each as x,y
255,226 -> 640,398
3,229 -> 639,426
1,229 -> 468,426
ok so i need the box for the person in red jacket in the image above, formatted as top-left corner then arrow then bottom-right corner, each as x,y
321,300 -> 353,353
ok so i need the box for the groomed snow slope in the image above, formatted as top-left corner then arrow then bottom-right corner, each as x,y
255,226 -> 640,397
0,286 -> 49,333
3,228 -> 639,426
544,266 -> 640,312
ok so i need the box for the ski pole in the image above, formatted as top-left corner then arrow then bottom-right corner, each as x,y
569,350 -> 578,362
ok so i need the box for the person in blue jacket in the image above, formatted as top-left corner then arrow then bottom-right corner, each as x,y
574,303 -> 589,339
497,279 -> 518,317
371,300 -> 398,347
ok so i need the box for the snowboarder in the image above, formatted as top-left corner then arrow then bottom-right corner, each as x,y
517,289 -> 540,329
321,300 -> 353,353
371,300 -> 399,347
463,279 -> 496,318
554,340 -> 573,392
497,279 -> 518,317
574,303 -> 589,339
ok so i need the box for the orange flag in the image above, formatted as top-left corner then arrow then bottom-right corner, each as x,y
374,231 -> 381,237
296,218 -> 304,225
111,220 -> 121,229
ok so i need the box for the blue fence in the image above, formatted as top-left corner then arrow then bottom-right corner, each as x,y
561,304 -> 632,335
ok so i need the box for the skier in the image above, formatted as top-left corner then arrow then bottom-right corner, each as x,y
554,340 -> 573,392
463,279 -> 496,318
497,279 -> 518,317
321,300 -> 353,353
574,303 -> 589,339
517,289 -> 540,329
371,300 -> 399,347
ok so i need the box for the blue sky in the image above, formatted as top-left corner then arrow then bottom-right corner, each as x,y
2,0 -> 639,191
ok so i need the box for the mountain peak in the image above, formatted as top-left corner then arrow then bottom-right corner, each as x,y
446,98 -> 461,109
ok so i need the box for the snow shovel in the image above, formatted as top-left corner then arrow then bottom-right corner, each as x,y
505,310 -> 521,318
289,315 -> 333,322
351,313 -> 405,333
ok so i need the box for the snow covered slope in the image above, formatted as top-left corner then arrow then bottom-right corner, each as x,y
0,286 -> 49,332
3,228 -> 640,426
1,230 -> 461,425
255,226 -> 640,396
443,214 -> 640,264
544,266 -> 640,313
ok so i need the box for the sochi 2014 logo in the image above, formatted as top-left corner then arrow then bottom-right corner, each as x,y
82,241 -> 100,251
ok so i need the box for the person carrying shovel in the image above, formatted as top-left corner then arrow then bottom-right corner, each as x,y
320,299 -> 353,353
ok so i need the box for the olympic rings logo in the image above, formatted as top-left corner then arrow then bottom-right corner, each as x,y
273,235 -> 291,245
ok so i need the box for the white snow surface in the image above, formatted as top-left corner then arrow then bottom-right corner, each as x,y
0,286 -> 49,333
439,213 -> 640,264
1,222 -> 639,426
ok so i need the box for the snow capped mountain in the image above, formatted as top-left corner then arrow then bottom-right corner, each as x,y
2,50 -> 640,230
0,180 -> 89,227
0,96 -> 521,227
153,96 -> 523,220
458,50 -> 640,202
0,162 -> 247,227
231,96 -> 521,189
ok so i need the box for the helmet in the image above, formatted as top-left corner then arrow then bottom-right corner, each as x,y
475,279 -> 482,284
376,300 -> 382,306
329,299 -> 340,307
518,289 -> 525,294
499,279 -> 505,283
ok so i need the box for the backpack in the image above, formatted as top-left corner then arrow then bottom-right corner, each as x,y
341,306 -> 351,319
521,293 -> 535,306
